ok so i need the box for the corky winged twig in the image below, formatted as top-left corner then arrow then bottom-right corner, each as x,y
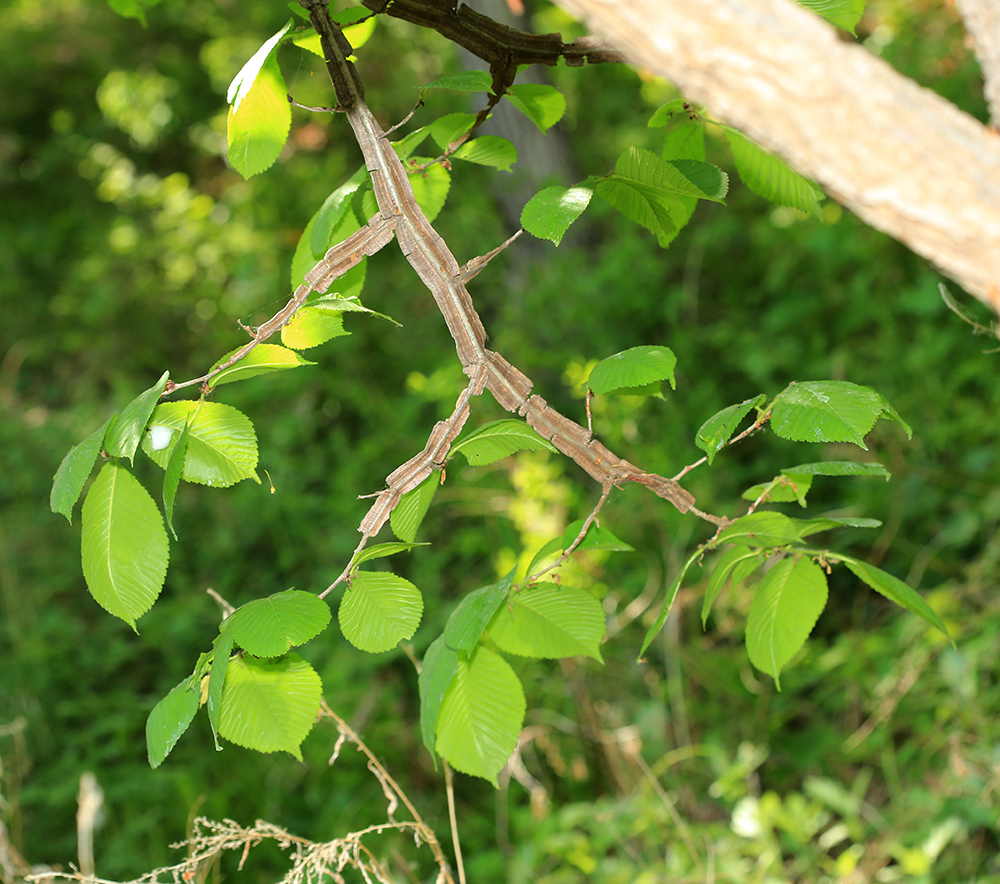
297,0 -> 719,539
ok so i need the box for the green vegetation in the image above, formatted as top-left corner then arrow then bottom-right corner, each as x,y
2,0 -> 998,881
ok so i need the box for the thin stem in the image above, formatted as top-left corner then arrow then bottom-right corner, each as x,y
444,762 -> 466,884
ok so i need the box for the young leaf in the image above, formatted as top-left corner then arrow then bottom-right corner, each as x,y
350,542 -> 428,568
217,653 -> 322,759
452,136 -> 517,171
162,419 -> 190,539
142,401 -> 259,487
419,635 -> 459,757
281,305 -> 349,350
770,381 -> 885,449
588,345 -> 677,395
390,474 -> 438,543
208,344 -> 315,388
718,511 -> 805,548
695,394 -> 766,464
647,98 -> 689,128
452,419 -> 557,466
798,0 -> 865,34
429,113 -> 478,151
489,584 -> 604,661
506,83 -> 566,131
444,570 -> 516,653
207,630 -> 235,751
103,371 -> 170,463
521,184 -> 594,246
746,557 -> 828,687
421,70 -> 492,93
839,555 -> 951,639
226,22 -> 293,178
435,645 -> 526,786
639,548 -> 701,657
702,547 -> 763,627
50,416 -> 113,523
225,589 -> 332,657
146,676 -> 200,769
724,128 -> 824,217
81,462 -> 169,629
339,571 -> 423,653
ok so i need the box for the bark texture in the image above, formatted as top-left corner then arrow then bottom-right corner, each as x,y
555,0 -> 1000,313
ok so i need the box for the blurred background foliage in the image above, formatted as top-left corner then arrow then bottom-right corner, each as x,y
1,0 -> 998,880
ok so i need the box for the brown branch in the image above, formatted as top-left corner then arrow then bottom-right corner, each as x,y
298,0 -> 704,533
955,0 -> 1000,126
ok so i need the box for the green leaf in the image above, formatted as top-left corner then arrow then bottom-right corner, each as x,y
106,0 -> 158,25
648,99 -> 689,128
489,584 -> 604,661
351,541 -> 428,568
390,475 -> 438,543
339,571 -> 423,653
162,419 -> 190,539
746,557 -> 828,687
281,305 -> 349,350
217,653 -> 322,760
225,589 -> 331,657
839,556 -> 951,639
521,184 -> 593,246
588,345 -> 677,395
50,417 -> 113,523
429,113 -> 478,151
452,136 -> 517,171
207,630 -> 234,751
407,159 -> 450,223
422,70 -> 492,93
770,381 -> 884,449
506,83 -> 566,131
718,511 -> 805,548
435,645 -> 526,785
523,520 -> 632,579
702,547 -> 763,627
444,571 -> 516,653
639,548 -> 701,657
81,462 -> 169,628
391,126 -> 431,161
146,676 -> 200,768
226,23 -> 293,178
695,395 -> 766,464
452,419 -> 557,466
877,393 -> 913,439
103,371 -> 170,464
419,635 -> 459,757
308,169 -> 368,258
292,202 -> 364,289
725,128 -> 824,217
655,119 -> 707,245
742,474 -> 814,506
142,402 -> 258,487
208,344 -> 315,388
781,461 -> 891,480
797,0 -> 865,33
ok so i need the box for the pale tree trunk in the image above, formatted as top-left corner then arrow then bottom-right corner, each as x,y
554,0 -> 1000,314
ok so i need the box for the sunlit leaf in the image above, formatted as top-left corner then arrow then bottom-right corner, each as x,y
281,305 -> 349,349
452,419 -> 556,466
430,113 -> 477,151
339,571 -> 423,653
142,402 -> 258,488
146,676 -> 199,768
435,645 -> 525,785
50,417 -> 113,523
588,345 -> 677,395
506,83 -> 566,131
407,159 -> 450,223
103,371 -> 170,463
162,419 -> 190,539
225,589 -> 331,657
746,557 -> 828,687
489,584 -> 604,661
208,344 -> 315,388
797,0 -> 865,33
771,381 -> 884,449
217,653 -> 322,759
521,184 -> 593,246
452,136 -> 517,170
81,462 -> 169,629
725,128 -> 824,217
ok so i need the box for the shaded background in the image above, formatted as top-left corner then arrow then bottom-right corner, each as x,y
2,0 -> 999,880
